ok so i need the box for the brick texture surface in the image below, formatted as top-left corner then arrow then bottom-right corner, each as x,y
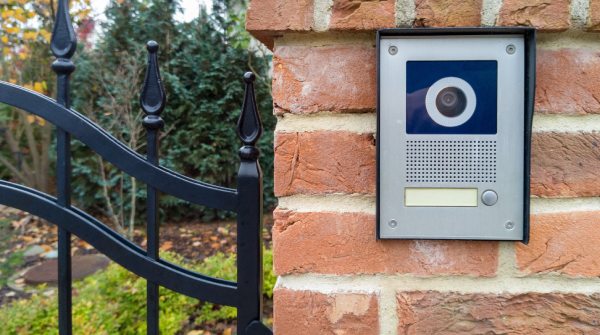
246,0 -> 314,32
273,210 -> 499,276
536,49 -> 600,115
274,290 -> 379,335
531,132 -> 600,198
330,0 -> 396,30
498,0 -> 571,31
273,46 -> 600,115
274,131 -> 376,196
414,0 -> 482,27
517,211 -> 600,276
273,45 -> 376,114
246,0 -> 314,48
590,0 -> 600,31
275,131 -> 600,198
397,291 -> 600,334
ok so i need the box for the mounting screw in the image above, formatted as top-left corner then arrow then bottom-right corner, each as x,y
388,219 -> 398,228
505,220 -> 515,230
388,45 -> 398,55
506,44 -> 516,55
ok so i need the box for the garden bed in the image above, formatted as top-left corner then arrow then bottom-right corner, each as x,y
0,207 -> 274,334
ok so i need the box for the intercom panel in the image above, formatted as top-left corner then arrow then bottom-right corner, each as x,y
377,28 -> 535,242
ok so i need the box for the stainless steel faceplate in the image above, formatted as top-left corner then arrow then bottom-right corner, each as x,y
378,35 -> 525,240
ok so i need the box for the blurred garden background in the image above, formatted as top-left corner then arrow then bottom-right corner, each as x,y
0,0 -> 275,334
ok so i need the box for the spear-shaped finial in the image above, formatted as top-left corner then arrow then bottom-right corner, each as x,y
237,72 -> 263,160
50,0 -> 77,60
141,41 -> 166,130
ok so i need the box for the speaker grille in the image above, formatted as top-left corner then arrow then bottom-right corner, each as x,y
406,140 -> 497,183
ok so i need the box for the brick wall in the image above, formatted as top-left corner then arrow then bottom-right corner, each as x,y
247,1 -> 600,333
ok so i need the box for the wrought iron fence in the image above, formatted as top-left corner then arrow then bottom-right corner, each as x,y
0,1 -> 272,334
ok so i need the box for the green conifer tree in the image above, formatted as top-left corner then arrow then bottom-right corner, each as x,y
71,0 -> 274,226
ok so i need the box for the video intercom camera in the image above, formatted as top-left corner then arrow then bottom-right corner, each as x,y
377,28 -> 536,242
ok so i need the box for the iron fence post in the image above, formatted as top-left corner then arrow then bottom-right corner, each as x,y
50,0 -> 77,333
236,72 -> 271,335
141,40 -> 166,335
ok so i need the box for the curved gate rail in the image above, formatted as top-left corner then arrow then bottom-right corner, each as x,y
0,1 -> 272,334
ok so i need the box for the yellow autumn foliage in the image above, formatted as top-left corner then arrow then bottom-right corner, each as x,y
5,27 -> 19,34
38,29 -> 51,42
33,81 -> 47,93
1,9 -> 14,19
22,31 -> 37,40
0,0 -> 91,63
1,0 -> 91,85
25,115 -> 46,126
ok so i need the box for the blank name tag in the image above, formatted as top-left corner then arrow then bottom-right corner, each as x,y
405,188 -> 478,207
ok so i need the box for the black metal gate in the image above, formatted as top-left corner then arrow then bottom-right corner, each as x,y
0,1 -> 272,334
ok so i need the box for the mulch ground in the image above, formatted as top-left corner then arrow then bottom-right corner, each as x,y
0,207 -> 274,335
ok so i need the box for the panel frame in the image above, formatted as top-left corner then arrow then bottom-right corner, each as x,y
376,27 -> 536,243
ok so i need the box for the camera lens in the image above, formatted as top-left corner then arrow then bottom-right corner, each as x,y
435,87 -> 467,117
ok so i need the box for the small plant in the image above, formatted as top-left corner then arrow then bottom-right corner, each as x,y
190,248 -> 276,327
0,249 -> 275,334
0,251 -> 24,288
0,218 -> 24,288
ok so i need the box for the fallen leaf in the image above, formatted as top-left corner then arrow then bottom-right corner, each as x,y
12,215 -> 32,229
160,241 -> 173,251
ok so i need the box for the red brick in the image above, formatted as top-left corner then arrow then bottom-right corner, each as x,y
274,131 -> 376,196
536,49 -> 600,115
498,0 -> 571,31
516,211 -> 600,276
330,0 -> 396,30
397,291 -> 600,334
275,47 -> 600,115
273,210 -> 499,276
590,0 -> 600,31
531,132 -> 600,198
274,290 -> 379,335
273,45 -> 376,115
414,0 -> 482,27
246,0 -> 314,48
275,131 -> 600,198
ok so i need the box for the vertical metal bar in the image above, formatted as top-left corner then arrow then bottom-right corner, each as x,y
236,72 -> 268,335
56,126 -> 72,335
50,1 -> 77,334
140,41 -> 166,335
146,128 -> 159,335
